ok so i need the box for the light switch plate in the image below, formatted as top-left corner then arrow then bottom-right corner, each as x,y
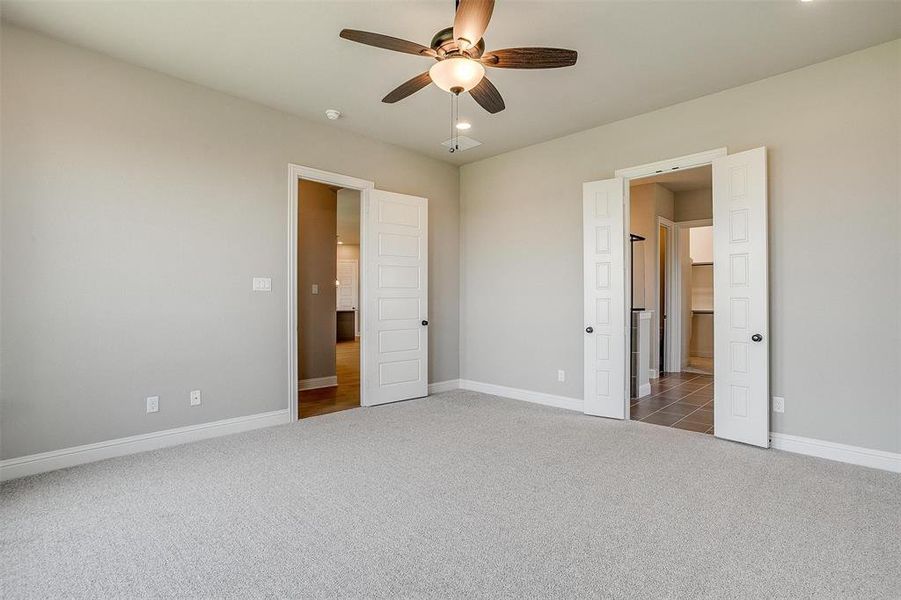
252,277 -> 272,292
773,396 -> 785,413
312,284 -> 319,295
557,370 -> 565,382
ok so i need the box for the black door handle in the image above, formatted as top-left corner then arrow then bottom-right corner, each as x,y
585,326 -> 594,334
751,333 -> 763,342
422,320 -> 429,326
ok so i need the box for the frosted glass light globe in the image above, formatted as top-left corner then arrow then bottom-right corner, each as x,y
429,57 -> 485,94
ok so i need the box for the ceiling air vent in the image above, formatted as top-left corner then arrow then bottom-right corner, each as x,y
441,136 -> 482,152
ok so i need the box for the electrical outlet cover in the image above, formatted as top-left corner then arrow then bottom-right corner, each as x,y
146,396 -> 159,413
190,390 -> 202,406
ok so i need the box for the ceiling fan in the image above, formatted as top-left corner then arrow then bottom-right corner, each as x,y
339,0 -> 577,114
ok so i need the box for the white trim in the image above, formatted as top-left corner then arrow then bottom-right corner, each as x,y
614,147 -> 727,180
428,379 -> 461,394
289,164 -> 374,421
657,216 -> 677,374
460,379 -> 583,412
0,409 -> 291,482
672,218 -> 714,373
614,149 -> 723,418
298,376 -> 338,391
290,164 -> 375,191
638,382 -> 651,398
770,433 -> 901,473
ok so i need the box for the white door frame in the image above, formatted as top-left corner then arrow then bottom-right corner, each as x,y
612,147 -> 726,419
656,215 -> 676,374
672,218 -> 714,373
670,219 -> 713,371
288,164 -> 374,421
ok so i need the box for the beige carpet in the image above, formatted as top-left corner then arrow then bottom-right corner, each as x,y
2,390 -> 899,598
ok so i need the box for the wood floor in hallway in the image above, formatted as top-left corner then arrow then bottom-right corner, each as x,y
299,338 -> 360,419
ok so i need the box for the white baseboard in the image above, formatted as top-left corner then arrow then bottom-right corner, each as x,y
0,409 -> 291,482
298,376 -> 337,390
428,379 -> 460,394
638,383 -> 651,398
459,379 -> 583,412
649,369 -> 659,379
770,432 -> 901,473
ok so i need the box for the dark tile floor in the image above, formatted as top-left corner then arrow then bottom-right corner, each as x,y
630,372 -> 714,434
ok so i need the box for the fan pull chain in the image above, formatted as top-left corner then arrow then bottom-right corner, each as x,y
454,93 -> 460,152
449,93 -> 454,153
449,93 -> 460,153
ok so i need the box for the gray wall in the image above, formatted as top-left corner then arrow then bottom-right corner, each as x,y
298,180 -> 337,381
461,40 -> 901,453
0,26 -> 460,459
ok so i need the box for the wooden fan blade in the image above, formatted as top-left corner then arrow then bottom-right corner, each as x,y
340,29 -> 436,57
382,72 -> 432,103
481,47 -> 578,69
469,77 -> 504,114
453,0 -> 494,50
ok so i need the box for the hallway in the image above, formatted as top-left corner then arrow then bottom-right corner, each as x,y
299,339 -> 360,419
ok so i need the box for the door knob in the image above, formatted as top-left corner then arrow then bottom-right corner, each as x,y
422,320 -> 429,326
751,333 -> 763,342
585,326 -> 594,334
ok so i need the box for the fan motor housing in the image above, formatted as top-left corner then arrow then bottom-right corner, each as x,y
430,27 -> 485,58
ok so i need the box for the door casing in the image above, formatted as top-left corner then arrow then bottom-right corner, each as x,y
671,218 -> 714,373
610,148 -> 728,420
289,164 -> 374,421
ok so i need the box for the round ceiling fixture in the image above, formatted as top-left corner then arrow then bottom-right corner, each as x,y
429,57 -> 485,94
456,121 -> 472,130
325,109 -> 342,120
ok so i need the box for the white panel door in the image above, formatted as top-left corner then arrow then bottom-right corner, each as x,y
583,178 -> 626,418
336,259 -> 358,310
364,190 -> 428,406
713,147 -> 769,447
337,259 -> 359,336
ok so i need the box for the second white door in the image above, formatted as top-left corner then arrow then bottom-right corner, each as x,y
713,147 -> 770,447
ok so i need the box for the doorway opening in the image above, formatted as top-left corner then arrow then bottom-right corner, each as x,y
296,180 -> 362,419
288,165 -> 374,422
583,146 -> 768,447
627,164 -> 715,434
288,164 -> 431,421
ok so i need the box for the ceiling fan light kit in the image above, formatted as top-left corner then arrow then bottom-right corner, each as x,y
339,0 -> 577,150
429,56 -> 485,94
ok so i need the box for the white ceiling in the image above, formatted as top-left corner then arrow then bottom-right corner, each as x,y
3,1 -> 899,165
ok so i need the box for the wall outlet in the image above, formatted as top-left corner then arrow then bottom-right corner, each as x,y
252,277 -> 272,292
146,396 -> 159,414
190,390 -> 202,407
557,369 -> 566,382
773,396 -> 785,413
